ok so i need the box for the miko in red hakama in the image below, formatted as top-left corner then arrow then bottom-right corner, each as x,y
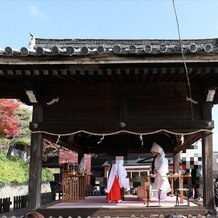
106,175 -> 121,202
105,163 -> 122,202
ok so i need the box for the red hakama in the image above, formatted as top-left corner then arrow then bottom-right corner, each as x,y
106,176 -> 121,202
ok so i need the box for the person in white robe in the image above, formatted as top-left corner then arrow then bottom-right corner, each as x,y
116,156 -> 129,200
105,159 -> 121,202
105,156 -> 129,202
150,142 -> 171,200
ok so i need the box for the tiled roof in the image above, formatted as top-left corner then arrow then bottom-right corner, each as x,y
1,37 -> 218,56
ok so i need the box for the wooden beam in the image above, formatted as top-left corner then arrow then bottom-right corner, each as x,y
125,69 -> 131,82
81,70 -> 95,83
30,120 -> 214,134
156,68 -> 166,82
202,103 -> 213,120
106,69 -> 116,82
68,70 -> 82,83
100,69 -> 111,82
115,69 -> 124,83
149,68 -> 157,82
86,69 -> 97,83
165,67 -> 176,81
173,132 -> 204,154
70,70 -> 87,83
142,68 -> 148,82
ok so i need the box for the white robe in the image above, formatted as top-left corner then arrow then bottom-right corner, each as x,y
153,154 -> 171,200
105,164 -> 118,194
116,160 -> 129,189
105,163 -> 122,202
105,160 -> 129,193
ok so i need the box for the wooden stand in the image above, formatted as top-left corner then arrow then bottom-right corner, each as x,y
146,174 -> 191,203
137,182 -> 149,204
61,170 -> 87,202
168,174 -> 191,203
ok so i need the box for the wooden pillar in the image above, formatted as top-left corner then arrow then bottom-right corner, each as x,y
202,133 -> 215,210
201,102 -> 216,214
173,152 -> 180,174
28,104 -> 43,210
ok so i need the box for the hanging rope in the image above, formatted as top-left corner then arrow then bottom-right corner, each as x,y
31,128 -> 212,137
97,135 -> 105,144
140,134 -> 144,146
55,135 -> 60,144
172,0 -> 197,120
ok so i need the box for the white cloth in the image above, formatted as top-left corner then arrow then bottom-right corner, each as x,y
151,142 -> 165,156
105,164 -> 118,193
79,157 -> 85,174
116,159 -> 129,189
105,158 -> 129,193
151,142 -> 171,200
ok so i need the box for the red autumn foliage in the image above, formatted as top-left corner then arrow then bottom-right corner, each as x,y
0,99 -> 21,137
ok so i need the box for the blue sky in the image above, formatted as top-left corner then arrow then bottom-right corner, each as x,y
1,0 -> 218,150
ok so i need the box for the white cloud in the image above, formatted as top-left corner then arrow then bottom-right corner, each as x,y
28,5 -> 49,21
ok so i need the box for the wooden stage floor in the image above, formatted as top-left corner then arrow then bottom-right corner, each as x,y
48,195 -> 200,208
37,195 -> 208,218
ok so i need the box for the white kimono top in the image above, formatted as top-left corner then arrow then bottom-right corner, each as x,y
153,154 -> 171,200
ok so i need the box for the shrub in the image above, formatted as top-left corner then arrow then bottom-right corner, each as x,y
0,152 -> 54,184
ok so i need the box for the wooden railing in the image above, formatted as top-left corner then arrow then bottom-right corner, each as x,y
0,192 -> 53,214
0,197 -> 11,214
14,195 -> 27,210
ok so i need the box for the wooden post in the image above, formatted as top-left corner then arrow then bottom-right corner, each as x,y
202,133 -> 215,211
202,102 -> 216,213
173,152 -> 180,173
28,104 -> 43,210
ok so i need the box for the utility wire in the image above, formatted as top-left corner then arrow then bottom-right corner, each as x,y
172,0 -> 195,120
